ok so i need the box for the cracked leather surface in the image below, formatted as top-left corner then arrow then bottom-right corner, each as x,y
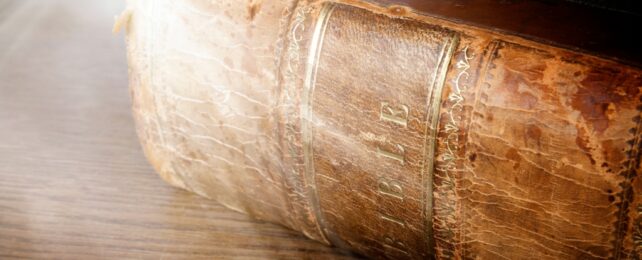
122,0 -> 642,258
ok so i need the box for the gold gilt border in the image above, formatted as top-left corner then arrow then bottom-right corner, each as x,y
422,33 -> 460,257
301,2 -> 344,248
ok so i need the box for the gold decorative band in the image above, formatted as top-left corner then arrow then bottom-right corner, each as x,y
422,33 -> 460,256
301,2 -> 345,248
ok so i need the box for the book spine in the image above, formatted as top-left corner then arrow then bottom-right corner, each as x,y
123,0 -> 642,258
278,1 -> 642,259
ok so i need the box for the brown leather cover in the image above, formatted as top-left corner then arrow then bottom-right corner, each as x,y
120,0 -> 642,258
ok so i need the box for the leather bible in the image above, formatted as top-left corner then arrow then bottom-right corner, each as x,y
118,0 -> 642,258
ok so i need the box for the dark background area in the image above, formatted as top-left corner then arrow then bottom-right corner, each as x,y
383,0 -> 642,67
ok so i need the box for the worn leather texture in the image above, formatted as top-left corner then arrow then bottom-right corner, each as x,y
121,0 -> 642,259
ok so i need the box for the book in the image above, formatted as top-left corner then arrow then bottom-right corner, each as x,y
118,0 -> 642,258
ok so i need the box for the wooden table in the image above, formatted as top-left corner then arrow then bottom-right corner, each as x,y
0,0 -> 355,258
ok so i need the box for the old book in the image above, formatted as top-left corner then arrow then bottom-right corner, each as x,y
118,0 -> 642,258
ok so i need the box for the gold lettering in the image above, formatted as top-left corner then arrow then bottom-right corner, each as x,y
380,213 -> 405,227
384,236 -> 409,255
380,102 -> 409,127
377,144 -> 405,165
378,178 -> 403,200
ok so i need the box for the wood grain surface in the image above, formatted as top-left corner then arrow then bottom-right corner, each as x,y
0,0 -> 354,258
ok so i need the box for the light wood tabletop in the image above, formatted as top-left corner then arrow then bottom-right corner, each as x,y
0,0 -> 356,258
